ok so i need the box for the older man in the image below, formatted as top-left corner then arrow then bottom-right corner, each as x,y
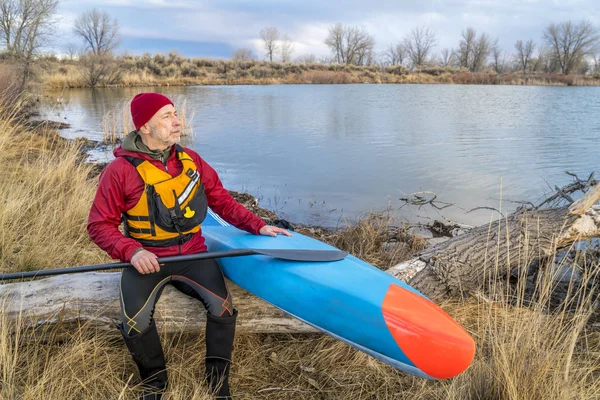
88,92 -> 290,399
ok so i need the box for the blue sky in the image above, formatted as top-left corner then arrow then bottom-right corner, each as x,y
54,0 -> 599,60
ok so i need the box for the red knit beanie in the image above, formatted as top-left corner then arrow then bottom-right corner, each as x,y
130,92 -> 174,130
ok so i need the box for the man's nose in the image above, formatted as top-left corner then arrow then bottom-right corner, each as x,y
173,116 -> 181,125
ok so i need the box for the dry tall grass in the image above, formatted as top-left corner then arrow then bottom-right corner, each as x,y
33,55 -> 600,88
0,104 -> 599,399
0,103 -> 107,273
0,64 -> 22,107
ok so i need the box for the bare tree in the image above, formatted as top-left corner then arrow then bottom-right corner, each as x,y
384,43 -> 406,66
472,33 -> 491,72
593,53 -> 600,75
73,9 -> 120,56
280,34 -> 294,62
515,39 -> 535,72
232,48 -> 255,61
458,27 -> 476,69
296,53 -> 317,63
536,45 -> 559,73
324,23 -> 375,65
543,20 -> 600,74
531,46 -> 545,72
354,31 -> 375,65
403,26 -> 437,68
79,52 -> 121,87
324,23 -> 344,63
491,39 -> 505,73
62,42 -> 80,60
458,27 -> 491,72
439,48 -> 455,67
260,27 -> 279,62
0,0 -> 59,89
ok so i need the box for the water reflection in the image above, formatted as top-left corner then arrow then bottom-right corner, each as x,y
40,84 -> 600,228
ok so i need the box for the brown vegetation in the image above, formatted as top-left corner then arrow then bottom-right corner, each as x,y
0,105 -> 599,399
6,53 -> 597,89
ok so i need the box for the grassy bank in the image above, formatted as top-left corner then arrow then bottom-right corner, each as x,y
7,53 -> 600,89
0,106 -> 599,399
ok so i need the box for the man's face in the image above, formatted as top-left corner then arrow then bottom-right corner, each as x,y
141,104 -> 181,150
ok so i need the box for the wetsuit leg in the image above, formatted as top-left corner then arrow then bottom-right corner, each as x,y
168,258 -> 233,317
119,265 -> 172,335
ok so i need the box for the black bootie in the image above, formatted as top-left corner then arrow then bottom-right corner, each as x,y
205,309 -> 237,399
120,320 -> 168,400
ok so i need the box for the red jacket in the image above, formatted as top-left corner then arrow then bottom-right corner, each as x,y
87,145 -> 266,262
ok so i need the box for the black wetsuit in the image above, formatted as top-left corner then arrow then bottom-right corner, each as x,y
119,258 -> 233,335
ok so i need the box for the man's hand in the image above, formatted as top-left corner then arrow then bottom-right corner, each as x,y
259,225 -> 293,237
131,249 -> 161,274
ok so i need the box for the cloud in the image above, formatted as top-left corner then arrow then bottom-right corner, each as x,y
53,0 -> 599,58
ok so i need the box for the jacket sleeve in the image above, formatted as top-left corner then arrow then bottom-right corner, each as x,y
87,162 -> 142,262
196,154 -> 266,235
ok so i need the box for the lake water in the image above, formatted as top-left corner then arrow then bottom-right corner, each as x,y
40,84 -> 600,228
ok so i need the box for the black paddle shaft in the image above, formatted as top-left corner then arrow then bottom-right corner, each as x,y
0,248 -> 348,281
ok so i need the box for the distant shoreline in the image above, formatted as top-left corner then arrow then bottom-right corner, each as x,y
6,57 -> 598,89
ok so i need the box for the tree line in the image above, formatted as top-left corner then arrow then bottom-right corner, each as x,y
1,1 -> 599,91
319,21 -> 600,75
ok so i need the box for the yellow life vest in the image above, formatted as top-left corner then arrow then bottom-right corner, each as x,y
122,146 -> 207,247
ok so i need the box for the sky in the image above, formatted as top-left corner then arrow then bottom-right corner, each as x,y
54,0 -> 600,60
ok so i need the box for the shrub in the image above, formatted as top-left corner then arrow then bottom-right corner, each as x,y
181,66 -> 200,78
168,51 -> 186,67
235,60 -> 255,70
165,65 -> 178,77
136,53 -> 152,69
420,66 -> 447,76
250,67 -> 271,79
385,65 -> 408,75
153,53 -> 166,65
283,63 -> 302,74
193,58 -> 215,68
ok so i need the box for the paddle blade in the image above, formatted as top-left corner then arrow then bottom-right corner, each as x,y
256,249 -> 348,262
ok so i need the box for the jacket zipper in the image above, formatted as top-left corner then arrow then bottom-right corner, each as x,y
162,155 -> 169,173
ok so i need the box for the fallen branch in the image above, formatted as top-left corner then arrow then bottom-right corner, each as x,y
0,272 -> 316,334
389,184 -> 600,299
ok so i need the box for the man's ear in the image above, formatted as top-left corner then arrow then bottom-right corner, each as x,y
139,123 -> 150,135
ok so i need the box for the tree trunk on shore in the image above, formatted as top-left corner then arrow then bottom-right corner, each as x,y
0,272 -> 316,335
388,185 -> 600,299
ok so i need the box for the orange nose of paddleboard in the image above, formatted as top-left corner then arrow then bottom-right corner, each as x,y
382,284 -> 475,379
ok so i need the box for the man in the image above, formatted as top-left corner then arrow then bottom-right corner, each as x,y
87,92 -> 291,399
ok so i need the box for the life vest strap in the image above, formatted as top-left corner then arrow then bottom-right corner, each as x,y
127,226 -> 153,235
124,214 -> 150,222
133,233 -> 194,248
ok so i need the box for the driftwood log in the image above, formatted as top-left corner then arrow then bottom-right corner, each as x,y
0,272 -> 316,334
2,185 -> 600,334
388,184 -> 600,299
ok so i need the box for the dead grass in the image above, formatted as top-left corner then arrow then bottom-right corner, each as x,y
0,63 -> 22,107
0,103 -> 599,399
0,104 -> 108,274
296,212 -> 427,269
31,56 -> 600,88
1,267 -> 597,399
